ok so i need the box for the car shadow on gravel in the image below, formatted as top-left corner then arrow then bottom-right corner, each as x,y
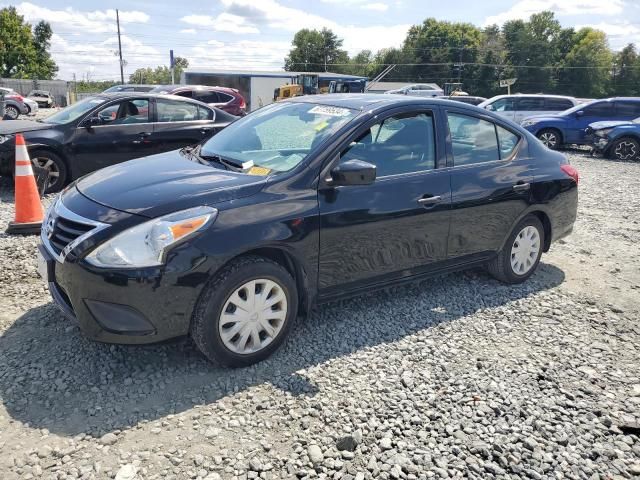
0,263 -> 565,438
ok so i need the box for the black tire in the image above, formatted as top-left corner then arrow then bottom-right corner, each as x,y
487,215 -> 545,284
608,137 -> 639,161
30,150 -> 68,194
191,256 -> 298,367
536,128 -> 562,150
4,105 -> 19,120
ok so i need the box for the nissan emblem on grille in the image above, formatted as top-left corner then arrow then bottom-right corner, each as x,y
45,216 -> 56,239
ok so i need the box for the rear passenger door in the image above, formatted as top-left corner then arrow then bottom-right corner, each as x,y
514,97 -> 545,124
151,98 -> 219,154
614,100 -> 640,121
445,109 -> 533,260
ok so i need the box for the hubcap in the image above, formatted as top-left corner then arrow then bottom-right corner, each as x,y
614,140 -> 637,160
31,157 -> 60,189
510,226 -> 540,275
218,278 -> 288,355
5,107 -> 18,119
539,132 -> 557,148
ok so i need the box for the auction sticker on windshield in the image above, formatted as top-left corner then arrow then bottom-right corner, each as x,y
308,105 -> 352,117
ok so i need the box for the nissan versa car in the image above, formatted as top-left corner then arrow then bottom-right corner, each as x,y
0,93 -> 236,193
38,94 -> 579,367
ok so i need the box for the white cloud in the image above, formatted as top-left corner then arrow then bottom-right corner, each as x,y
180,28 -> 197,34
14,2 -> 149,33
187,39 -> 291,71
485,0 -> 625,26
362,3 -> 389,11
180,12 -> 260,34
217,0 -> 407,55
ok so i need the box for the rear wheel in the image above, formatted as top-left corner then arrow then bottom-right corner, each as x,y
191,256 -> 298,367
487,215 -> 544,284
4,105 -> 19,120
608,137 -> 639,161
537,129 -> 561,150
30,150 -> 67,194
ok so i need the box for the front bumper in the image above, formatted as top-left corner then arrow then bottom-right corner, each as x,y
589,135 -> 611,153
39,192 -> 221,345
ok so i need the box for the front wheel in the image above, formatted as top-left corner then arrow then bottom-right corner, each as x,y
30,150 -> 68,194
537,129 -> 561,150
4,105 -> 19,120
191,256 -> 298,367
608,137 -> 639,161
487,215 -> 544,284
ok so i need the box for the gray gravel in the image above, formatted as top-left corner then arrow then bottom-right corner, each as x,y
0,152 -> 639,479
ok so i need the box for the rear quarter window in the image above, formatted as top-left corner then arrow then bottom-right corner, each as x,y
546,99 -> 574,110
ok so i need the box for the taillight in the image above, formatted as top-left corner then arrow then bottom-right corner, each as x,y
560,164 -> 579,184
239,97 -> 246,109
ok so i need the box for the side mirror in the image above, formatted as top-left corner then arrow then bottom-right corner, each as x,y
83,116 -> 101,128
575,110 -> 584,117
328,159 -> 376,186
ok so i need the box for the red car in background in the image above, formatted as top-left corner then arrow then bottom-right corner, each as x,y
149,85 -> 246,116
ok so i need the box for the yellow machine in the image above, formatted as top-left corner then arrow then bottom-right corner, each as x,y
273,74 -> 319,101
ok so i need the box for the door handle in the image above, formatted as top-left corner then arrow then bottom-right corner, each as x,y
132,132 -> 151,144
417,195 -> 441,206
512,182 -> 530,192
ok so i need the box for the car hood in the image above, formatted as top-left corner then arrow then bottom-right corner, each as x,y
0,120 -> 52,134
76,150 -> 268,218
588,120 -> 632,130
521,114 -> 566,123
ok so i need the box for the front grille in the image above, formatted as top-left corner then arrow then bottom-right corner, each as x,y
49,216 -> 95,255
41,198 -> 108,262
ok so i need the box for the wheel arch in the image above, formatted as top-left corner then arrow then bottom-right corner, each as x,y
500,208 -> 553,253
536,127 -> 564,145
606,134 -> 640,158
224,246 -> 312,317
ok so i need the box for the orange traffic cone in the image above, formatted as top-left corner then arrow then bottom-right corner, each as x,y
6,134 -> 44,234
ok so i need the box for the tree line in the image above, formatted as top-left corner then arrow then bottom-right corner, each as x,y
284,11 -> 639,99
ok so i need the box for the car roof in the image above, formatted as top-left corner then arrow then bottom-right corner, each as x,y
152,84 -> 236,92
485,94 -> 577,101
90,92 -> 213,105
288,93 -> 487,111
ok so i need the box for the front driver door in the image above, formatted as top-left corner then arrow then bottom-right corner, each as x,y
71,98 -> 154,178
566,101 -> 614,144
318,108 -> 451,299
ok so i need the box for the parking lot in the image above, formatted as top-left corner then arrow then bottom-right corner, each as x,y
0,150 -> 637,479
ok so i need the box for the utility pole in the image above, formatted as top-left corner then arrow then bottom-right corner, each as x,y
116,9 -> 124,84
170,49 -> 175,84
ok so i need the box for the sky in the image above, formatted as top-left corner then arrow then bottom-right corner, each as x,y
6,0 -> 640,81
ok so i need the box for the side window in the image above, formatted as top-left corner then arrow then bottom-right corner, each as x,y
447,113 -> 500,166
496,125 -> 520,158
582,102 -> 614,117
196,91 -> 220,103
217,92 -> 234,103
197,106 -> 214,120
95,99 -> 149,125
174,90 -> 193,98
341,112 -> 435,177
491,98 -> 514,112
516,97 -> 545,111
615,101 -> 640,117
546,98 -> 574,111
156,99 -> 199,122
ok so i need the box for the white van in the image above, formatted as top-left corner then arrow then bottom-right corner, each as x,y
478,94 -> 579,124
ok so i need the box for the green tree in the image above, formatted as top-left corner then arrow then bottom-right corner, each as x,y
0,7 -> 57,79
129,56 -> 189,84
284,28 -> 349,72
559,28 -> 612,98
612,44 -> 640,96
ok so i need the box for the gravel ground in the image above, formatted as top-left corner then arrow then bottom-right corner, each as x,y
0,152 -> 639,480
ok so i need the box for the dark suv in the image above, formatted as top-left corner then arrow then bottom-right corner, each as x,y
150,85 -> 247,116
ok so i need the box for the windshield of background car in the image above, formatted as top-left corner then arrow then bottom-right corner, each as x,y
43,97 -> 104,124
200,102 -> 358,174
561,100 -> 600,116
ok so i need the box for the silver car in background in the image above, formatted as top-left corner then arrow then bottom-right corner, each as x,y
385,83 -> 445,97
479,94 -> 579,124
0,87 -> 30,119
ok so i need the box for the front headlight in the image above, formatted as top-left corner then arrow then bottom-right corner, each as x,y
521,120 -> 538,127
0,134 -> 13,144
85,206 -> 217,268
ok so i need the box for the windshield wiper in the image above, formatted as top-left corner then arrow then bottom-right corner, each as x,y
198,150 -> 254,172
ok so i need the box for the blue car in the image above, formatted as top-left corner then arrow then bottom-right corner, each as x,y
587,118 -> 640,160
521,98 -> 640,150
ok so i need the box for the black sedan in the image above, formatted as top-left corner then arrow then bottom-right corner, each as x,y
0,93 -> 236,193
37,94 -> 578,367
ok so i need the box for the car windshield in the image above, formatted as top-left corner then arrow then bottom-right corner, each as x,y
200,102 -> 358,174
43,97 -> 104,124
